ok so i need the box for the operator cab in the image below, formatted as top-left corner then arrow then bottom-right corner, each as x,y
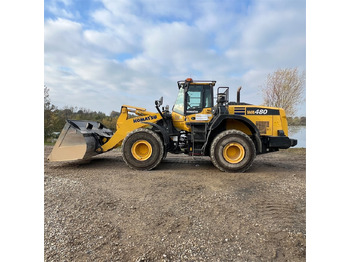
173,78 -> 216,115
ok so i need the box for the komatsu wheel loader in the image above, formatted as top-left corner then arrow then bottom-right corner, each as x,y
48,78 -> 297,172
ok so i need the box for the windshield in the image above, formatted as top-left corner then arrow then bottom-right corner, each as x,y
173,87 -> 185,114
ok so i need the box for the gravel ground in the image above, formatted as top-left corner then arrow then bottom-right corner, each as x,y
44,146 -> 306,261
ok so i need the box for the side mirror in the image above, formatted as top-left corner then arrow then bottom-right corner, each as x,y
155,96 -> 163,107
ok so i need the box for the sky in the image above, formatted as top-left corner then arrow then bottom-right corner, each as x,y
44,0 -> 306,115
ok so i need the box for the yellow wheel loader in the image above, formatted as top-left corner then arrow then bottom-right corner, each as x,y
48,78 -> 297,172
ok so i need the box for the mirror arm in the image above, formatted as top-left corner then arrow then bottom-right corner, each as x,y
155,97 -> 166,125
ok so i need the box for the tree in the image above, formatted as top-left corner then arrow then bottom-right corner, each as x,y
44,85 -> 57,141
44,85 -> 54,111
110,111 -> 119,118
262,68 -> 305,117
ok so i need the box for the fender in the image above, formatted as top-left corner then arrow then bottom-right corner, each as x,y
208,114 -> 262,153
142,121 -> 170,149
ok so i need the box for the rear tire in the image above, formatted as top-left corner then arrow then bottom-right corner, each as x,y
122,128 -> 164,170
210,129 -> 256,172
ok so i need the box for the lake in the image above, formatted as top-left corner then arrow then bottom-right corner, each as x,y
288,126 -> 306,148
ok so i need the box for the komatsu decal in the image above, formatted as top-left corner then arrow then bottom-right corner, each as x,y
133,115 -> 158,123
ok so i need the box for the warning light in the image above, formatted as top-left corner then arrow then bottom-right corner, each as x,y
186,78 -> 193,82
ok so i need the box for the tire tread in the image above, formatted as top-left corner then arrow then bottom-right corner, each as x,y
210,129 -> 256,172
122,128 -> 164,170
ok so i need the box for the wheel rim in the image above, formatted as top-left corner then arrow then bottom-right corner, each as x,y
223,142 -> 245,164
131,140 -> 152,161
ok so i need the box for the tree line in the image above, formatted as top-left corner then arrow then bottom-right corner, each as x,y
44,86 -> 119,142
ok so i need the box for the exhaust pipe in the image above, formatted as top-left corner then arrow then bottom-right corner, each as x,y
237,86 -> 242,104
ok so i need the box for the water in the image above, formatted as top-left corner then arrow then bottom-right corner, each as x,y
288,126 -> 306,148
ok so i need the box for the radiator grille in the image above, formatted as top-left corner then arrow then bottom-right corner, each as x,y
256,121 -> 269,134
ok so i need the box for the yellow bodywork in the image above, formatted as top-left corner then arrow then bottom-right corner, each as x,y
101,105 -> 161,152
171,105 -> 288,137
172,107 -> 213,132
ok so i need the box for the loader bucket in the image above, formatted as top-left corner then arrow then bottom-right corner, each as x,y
48,120 -> 113,162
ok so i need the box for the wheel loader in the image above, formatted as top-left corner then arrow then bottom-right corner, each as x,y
48,78 -> 297,172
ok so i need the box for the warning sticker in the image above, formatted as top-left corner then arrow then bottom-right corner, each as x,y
195,114 -> 211,121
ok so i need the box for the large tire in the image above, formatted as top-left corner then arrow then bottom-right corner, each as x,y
122,128 -> 164,170
210,129 -> 256,173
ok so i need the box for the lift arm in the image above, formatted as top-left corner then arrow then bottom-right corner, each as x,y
100,105 -> 161,152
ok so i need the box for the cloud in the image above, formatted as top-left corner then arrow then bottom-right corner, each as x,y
44,0 -> 306,115
45,0 -> 77,19
226,0 -> 306,69
44,18 -> 85,58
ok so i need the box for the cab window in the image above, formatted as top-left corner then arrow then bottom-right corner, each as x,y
186,85 -> 213,112
203,85 -> 213,108
187,86 -> 202,110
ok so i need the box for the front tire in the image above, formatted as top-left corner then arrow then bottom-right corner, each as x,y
210,129 -> 256,172
122,128 -> 164,170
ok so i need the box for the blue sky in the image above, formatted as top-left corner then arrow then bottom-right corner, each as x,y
44,0 -> 306,115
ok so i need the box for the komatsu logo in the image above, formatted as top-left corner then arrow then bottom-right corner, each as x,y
133,115 -> 158,123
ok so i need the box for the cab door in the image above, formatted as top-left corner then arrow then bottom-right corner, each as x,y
185,84 -> 213,124
172,84 -> 214,132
